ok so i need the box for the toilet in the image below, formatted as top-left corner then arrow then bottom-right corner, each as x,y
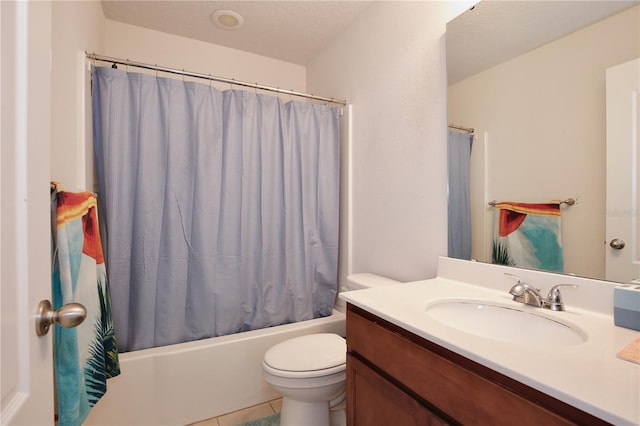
262,273 -> 401,426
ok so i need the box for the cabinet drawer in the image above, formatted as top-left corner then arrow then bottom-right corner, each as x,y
347,354 -> 437,425
346,304 -> 607,426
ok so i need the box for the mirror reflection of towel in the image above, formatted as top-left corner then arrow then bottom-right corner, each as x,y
492,201 -> 564,273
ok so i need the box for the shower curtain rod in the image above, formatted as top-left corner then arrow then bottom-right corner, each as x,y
85,52 -> 347,106
448,124 -> 475,133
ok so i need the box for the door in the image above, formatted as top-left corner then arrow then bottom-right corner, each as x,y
606,58 -> 640,283
1,1 -> 54,424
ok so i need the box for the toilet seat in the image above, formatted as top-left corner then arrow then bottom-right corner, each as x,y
263,333 -> 346,379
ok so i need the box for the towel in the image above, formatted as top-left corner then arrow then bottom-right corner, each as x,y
616,337 -> 640,364
492,201 -> 564,273
51,182 -> 120,426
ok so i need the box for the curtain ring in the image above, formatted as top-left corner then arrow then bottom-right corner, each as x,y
155,66 -> 158,78
230,78 -> 235,91
254,83 -> 258,95
209,74 -> 212,87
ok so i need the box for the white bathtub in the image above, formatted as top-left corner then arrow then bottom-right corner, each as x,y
85,311 -> 346,426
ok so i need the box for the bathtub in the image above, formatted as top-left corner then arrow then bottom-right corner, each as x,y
84,311 -> 346,426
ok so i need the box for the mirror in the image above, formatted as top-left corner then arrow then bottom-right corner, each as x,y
447,0 -> 639,281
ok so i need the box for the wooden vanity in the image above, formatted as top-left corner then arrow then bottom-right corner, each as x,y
346,304 -> 610,426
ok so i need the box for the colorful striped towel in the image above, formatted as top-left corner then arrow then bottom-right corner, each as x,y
492,201 -> 564,273
51,182 -> 120,426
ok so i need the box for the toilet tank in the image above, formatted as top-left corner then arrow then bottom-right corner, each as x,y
345,273 -> 401,290
334,273 -> 402,313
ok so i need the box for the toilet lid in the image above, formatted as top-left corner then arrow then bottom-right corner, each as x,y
264,333 -> 346,372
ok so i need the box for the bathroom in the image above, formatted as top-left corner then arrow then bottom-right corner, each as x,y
1,1 -> 638,425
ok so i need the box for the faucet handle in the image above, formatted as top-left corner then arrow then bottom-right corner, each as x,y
505,273 -> 541,295
546,284 -> 579,311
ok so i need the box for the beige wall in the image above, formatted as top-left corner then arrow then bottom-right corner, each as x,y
308,1 -> 472,282
448,5 -> 639,279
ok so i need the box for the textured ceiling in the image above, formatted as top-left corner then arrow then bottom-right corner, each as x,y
447,1 -> 639,85
100,1 -> 373,66
100,1 -> 639,73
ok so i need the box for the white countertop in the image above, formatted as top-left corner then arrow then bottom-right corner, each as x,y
340,258 -> 640,425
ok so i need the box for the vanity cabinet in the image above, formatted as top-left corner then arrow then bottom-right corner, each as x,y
347,353 -> 448,425
346,304 -> 609,426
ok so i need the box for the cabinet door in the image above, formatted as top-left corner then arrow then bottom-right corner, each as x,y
347,354 -> 447,426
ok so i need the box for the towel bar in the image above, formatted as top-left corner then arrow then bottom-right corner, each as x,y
488,198 -> 576,207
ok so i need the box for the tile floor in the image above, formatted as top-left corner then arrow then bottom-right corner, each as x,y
187,398 -> 282,426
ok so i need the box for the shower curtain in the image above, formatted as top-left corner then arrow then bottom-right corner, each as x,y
92,66 -> 340,352
447,130 -> 473,260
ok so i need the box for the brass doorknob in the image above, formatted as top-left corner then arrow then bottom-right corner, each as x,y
36,300 -> 87,337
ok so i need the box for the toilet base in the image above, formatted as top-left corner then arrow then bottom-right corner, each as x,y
329,403 -> 346,426
280,397 -> 330,426
278,395 -> 346,426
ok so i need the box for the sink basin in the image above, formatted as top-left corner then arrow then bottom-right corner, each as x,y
425,300 -> 586,346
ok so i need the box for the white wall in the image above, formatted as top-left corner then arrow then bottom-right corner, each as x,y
50,10 -> 306,193
104,20 -> 306,93
448,5 -> 639,279
51,1 -> 473,284
51,1 -> 105,191
307,1 -> 473,283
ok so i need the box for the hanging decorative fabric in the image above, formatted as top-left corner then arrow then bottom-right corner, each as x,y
447,129 -> 474,260
51,181 -> 120,426
92,66 -> 340,352
492,201 -> 564,273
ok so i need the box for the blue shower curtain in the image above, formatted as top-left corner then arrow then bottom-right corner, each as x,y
447,130 -> 473,260
92,67 -> 340,352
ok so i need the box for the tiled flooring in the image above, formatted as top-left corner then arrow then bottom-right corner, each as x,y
187,398 -> 282,426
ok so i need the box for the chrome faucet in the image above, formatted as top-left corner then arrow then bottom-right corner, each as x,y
508,281 -> 544,307
506,274 -> 578,311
